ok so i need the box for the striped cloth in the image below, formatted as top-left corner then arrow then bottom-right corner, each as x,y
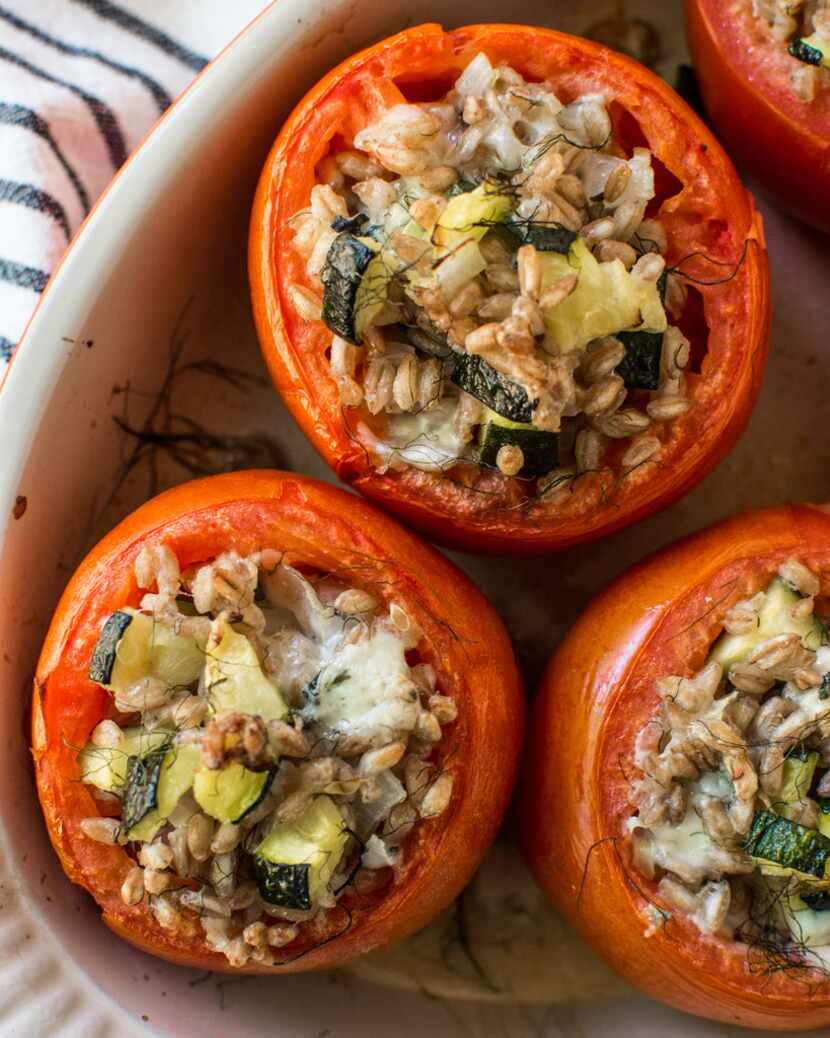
0,0 -> 268,364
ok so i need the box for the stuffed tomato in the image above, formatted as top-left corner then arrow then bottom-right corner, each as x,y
521,504 -> 830,1029
33,471 -> 523,972
249,22 -> 770,555
686,0 -> 830,235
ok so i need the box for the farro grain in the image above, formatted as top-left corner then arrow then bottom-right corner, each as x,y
517,245 -> 542,299
144,868 -> 178,895
594,240 -> 637,268
477,293 -> 516,320
288,283 -> 323,322
268,923 -> 299,948
420,772 -> 454,818
539,273 -> 578,311
187,813 -> 215,862
91,719 -> 123,748
359,742 -> 407,776
621,435 -> 661,468
139,842 -> 174,870
575,428 -> 606,473
580,217 -> 615,243
211,823 -> 242,855
582,374 -> 626,417
80,817 -> 120,845
121,866 -> 145,906
428,693 -> 458,724
632,253 -> 666,283
448,281 -> 484,318
604,162 -> 631,204
646,397 -> 692,421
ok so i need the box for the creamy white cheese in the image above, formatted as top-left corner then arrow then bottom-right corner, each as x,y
375,397 -> 468,473
648,810 -> 722,884
310,626 -> 419,737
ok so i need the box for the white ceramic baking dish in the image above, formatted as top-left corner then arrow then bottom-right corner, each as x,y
0,1 -> 827,1035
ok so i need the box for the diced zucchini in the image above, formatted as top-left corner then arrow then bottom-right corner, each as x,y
89,607 -> 204,694
789,34 -> 830,69
331,213 -> 370,234
121,744 -> 167,836
539,239 -> 667,352
450,353 -> 534,423
206,622 -> 289,721
89,611 -> 133,685
784,892 -> 830,945
193,763 -> 274,824
448,177 -> 477,196
124,742 -> 202,842
711,577 -> 825,671
802,889 -> 830,911
434,184 -> 512,249
504,221 -> 577,254
254,795 -> 348,910
778,748 -> 819,805
77,726 -> 171,792
820,800 -> 830,840
321,232 -> 388,345
743,809 -> 830,881
615,330 -> 664,390
478,409 -> 558,477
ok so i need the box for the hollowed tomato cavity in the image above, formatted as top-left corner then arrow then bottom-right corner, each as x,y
393,73 -> 460,103
674,283 -> 709,374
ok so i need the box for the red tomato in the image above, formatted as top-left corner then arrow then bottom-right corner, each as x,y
249,23 -> 770,554
520,503 -> 830,1029
33,471 -> 524,972
686,0 -> 830,234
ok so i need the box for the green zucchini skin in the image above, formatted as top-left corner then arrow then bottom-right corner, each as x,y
321,233 -> 376,345
331,213 -> 370,235
616,330 -> 663,390
88,611 -> 133,685
789,38 -> 824,66
253,858 -> 312,910
451,353 -> 535,423
743,809 -> 830,878
504,220 -> 577,254
233,767 -> 276,824
121,745 -> 169,832
802,890 -> 830,911
478,419 -> 558,477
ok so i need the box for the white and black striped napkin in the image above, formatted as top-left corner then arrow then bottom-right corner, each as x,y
0,0 -> 269,364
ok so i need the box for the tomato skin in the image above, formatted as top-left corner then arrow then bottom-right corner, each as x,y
686,0 -> 830,235
249,22 -> 771,555
33,471 -> 524,973
519,503 -> 830,1030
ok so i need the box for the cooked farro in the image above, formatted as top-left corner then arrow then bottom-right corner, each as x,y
629,558 -> 830,963
78,546 -> 456,966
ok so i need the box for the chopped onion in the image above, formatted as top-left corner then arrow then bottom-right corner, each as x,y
361,833 -> 399,870
434,239 -> 486,301
378,396 -> 468,472
352,771 -> 407,839
456,51 -> 494,98
261,564 -> 342,643
611,147 -> 655,212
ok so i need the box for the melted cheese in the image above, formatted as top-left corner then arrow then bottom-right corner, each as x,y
376,397 -> 468,472
310,627 -> 419,736
649,810 -> 721,883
